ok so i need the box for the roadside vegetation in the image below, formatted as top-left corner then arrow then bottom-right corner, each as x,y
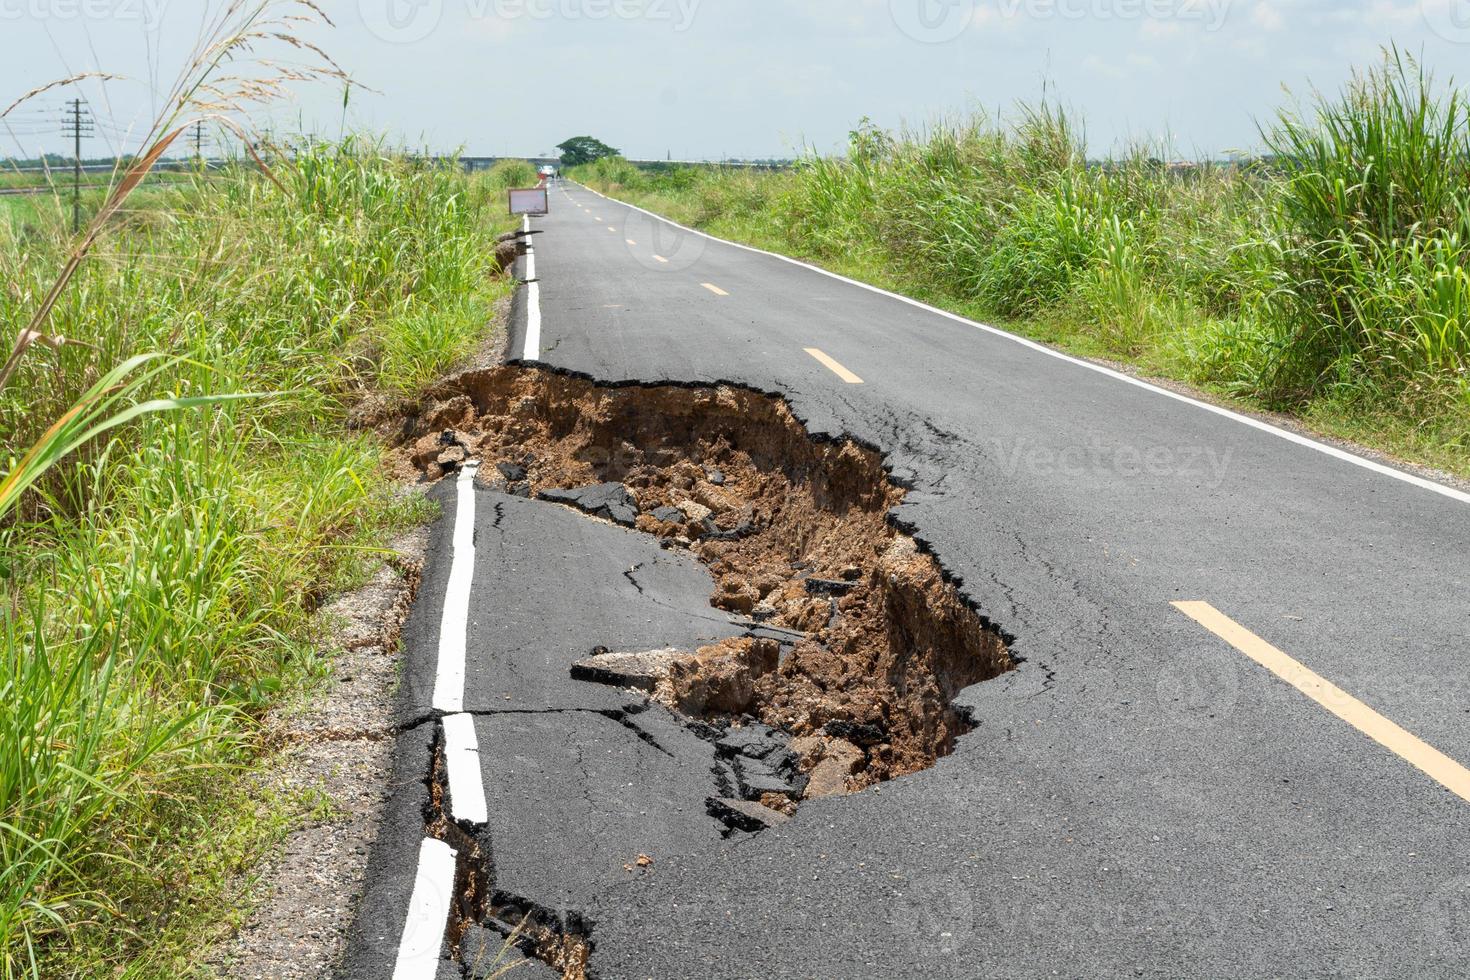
571,51 -> 1470,477
0,135 -> 519,976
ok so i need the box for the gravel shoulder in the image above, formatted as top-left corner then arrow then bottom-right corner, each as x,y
206,528 -> 426,979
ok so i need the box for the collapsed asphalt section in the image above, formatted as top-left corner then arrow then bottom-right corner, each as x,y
344,364 -> 1016,979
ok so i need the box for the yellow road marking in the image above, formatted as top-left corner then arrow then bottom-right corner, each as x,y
653,255 -> 669,264
1173,601 -> 1470,804
701,283 -> 729,296
804,347 -> 863,384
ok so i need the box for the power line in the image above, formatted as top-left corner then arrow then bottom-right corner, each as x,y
61,97 -> 94,234
189,120 -> 208,162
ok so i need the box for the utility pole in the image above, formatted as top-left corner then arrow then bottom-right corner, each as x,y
61,97 -> 93,234
190,121 -> 207,165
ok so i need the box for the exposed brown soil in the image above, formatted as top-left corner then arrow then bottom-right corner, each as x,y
377,364 -> 1013,795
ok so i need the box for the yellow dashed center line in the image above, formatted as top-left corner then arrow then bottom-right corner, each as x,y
1174,601 -> 1470,804
653,255 -> 669,264
701,283 -> 729,296
804,348 -> 863,384
625,239 -> 637,246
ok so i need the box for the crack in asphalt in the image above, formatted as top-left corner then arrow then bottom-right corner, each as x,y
598,709 -> 677,759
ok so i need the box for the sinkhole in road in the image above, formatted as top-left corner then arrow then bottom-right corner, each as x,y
377,364 -> 1018,977
388,364 -> 1015,793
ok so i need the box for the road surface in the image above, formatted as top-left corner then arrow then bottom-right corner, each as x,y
346,179 -> 1470,979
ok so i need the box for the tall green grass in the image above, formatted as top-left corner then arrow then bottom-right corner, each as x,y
483,157 -> 538,190
1256,50 -> 1470,405
571,53 -> 1470,473
0,140 -> 512,976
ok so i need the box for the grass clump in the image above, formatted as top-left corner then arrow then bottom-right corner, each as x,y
1253,49 -> 1470,410
571,51 -> 1470,476
483,157 -> 539,190
0,139 -> 513,976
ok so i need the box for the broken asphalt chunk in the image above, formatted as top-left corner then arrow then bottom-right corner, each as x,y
538,482 -> 640,526
705,795 -> 791,832
698,512 -> 756,542
804,577 -> 856,597
823,719 -> 888,746
715,722 -> 785,760
570,647 -> 684,691
495,460 -> 527,482
739,622 -> 808,645
732,752 -> 807,800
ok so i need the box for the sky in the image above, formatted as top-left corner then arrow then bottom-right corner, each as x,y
2,0 -> 1468,162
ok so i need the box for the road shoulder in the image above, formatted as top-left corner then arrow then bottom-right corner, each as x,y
207,528 -> 427,979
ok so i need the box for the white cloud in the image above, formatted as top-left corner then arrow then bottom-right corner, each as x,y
1363,0 -> 1425,30
1250,2 -> 1284,32
1083,54 -> 1127,79
1140,18 -> 1183,40
973,2 -> 1024,31
1231,36 -> 1268,59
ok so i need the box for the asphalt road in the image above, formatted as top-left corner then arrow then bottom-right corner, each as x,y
347,179 -> 1470,979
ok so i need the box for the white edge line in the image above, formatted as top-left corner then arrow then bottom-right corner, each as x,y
573,182 -> 1470,507
524,280 -> 541,360
523,214 -> 541,360
441,713 -> 488,826
431,462 -> 478,714
392,838 -> 458,979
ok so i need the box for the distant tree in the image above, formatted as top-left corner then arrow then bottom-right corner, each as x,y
557,136 -> 620,167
